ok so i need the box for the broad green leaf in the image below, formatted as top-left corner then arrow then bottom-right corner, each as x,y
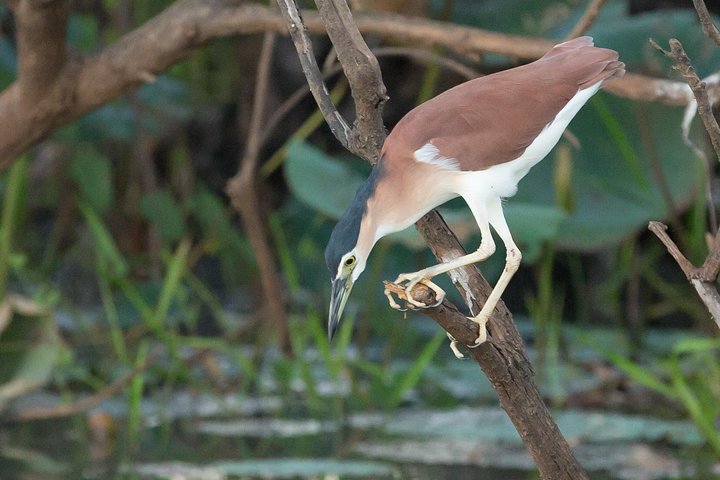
433,0 -> 576,36
284,140 -> 364,219
140,189 -> 186,243
69,147 -> 113,213
514,94 -> 703,251
189,187 -> 233,240
579,3 -> 720,76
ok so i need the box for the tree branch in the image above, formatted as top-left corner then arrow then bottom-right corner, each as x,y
275,0 -> 353,152
15,0 -> 70,104
315,0 -> 387,160
692,0 -> 720,47
0,1 -> 706,169
651,39 -> 720,284
225,32 -> 291,355
648,222 -> 720,330
652,39 -> 720,162
565,0 -> 608,40
276,1 -> 589,478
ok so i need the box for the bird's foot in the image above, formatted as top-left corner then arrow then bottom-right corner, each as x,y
447,333 -> 466,359
383,272 -> 446,311
467,310 -> 491,346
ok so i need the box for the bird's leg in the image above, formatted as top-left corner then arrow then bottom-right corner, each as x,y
385,223 -> 495,310
467,200 -> 521,345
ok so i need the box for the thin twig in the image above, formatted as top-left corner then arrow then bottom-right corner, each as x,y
373,46 -> 479,80
275,0 -> 353,151
277,1 -> 590,477
648,222 -> 720,329
226,32 -> 291,354
5,351 -> 159,422
0,2 -> 712,169
692,0 -> 720,47
652,38 -> 720,281
258,46 -> 478,152
565,0 -> 608,40
648,221 -> 698,276
651,38 -> 720,161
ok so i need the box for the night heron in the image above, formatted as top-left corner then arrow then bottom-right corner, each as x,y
325,36 -> 624,354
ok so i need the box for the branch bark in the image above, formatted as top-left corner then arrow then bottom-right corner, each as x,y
225,32 -> 291,355
648,222 -> 720,330
565,0 -> 608,40
692,0 -> 720,47
15,0 -> 71,104
648,37 -> 720,331
0,1 -> 707,170
652,39 -> 720,163
276,1 -> 589,478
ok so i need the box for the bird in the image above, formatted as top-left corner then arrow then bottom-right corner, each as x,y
325,36 -> 624,354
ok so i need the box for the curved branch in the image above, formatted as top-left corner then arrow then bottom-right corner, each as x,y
315,0 -> 388,161
0,0 -> 704,169
277,1 -> 590,477
692,0 -> 720,47
15,0 -> 70,102
275,0 -> 352,151
565,0 -> 608,40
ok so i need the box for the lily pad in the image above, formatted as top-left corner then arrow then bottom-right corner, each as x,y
195,418 -> 336,438
351,406 -> 701,445
123,459 -> 396,480
284,141 -> 364,219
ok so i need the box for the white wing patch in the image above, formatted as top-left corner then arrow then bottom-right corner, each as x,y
414,143 -> 461,171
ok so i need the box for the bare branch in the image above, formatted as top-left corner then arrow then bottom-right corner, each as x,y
226,32 -> 291,354
651,38 -> 720,161
648,222 -> 720,329
275,0 -> 353,151
648,221 -> 698,276
15,0 -> 70,103
692,0 -> 720,47
373,46 -> 479,79
258,46 -> 477,161
0,1 -> 705,169
315,0 -> 388,161
5,350 -> 159,422
565,0 -> 608,40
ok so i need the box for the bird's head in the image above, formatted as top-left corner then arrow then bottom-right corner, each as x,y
325,163 -> 385,340
325,209 -> 370,342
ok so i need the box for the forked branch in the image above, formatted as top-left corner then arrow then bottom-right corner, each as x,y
0,1 -> 712,169
275,1 -> 589,478
649,37 -> 720,329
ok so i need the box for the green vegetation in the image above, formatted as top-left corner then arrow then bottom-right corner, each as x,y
2,0 -> 720,478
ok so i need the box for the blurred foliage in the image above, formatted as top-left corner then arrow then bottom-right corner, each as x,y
0,0 -> 720,467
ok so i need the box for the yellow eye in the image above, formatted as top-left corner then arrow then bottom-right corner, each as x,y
344,256 -> 356,267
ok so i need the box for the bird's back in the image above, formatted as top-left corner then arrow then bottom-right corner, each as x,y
381,36 -> 624,172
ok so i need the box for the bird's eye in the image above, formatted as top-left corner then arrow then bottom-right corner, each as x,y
344,256 -> 356,267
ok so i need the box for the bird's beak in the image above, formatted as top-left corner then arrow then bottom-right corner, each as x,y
328,276 -> 354,341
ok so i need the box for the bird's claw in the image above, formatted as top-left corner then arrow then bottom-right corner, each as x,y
467,312 -> 490,346
383,274 -> 445,311
447,333 -> 466,359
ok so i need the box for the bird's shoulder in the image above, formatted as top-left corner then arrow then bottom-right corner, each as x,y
383,75 -> 570,171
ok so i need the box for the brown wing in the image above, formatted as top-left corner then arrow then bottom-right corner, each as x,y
382,37 -> 624,172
